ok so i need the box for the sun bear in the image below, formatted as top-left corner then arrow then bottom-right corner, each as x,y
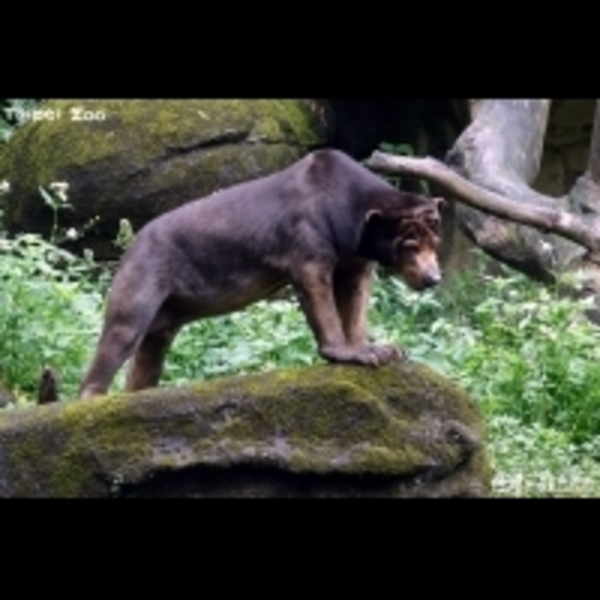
79,149 -> 443,398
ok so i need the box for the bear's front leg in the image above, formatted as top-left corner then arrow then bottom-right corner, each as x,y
333,262 -> 405,364
292,261 -> 395,366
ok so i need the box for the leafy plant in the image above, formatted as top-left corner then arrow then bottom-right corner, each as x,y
487,415 -> 600,497
376,141 -> 431,195
113,218 -> 135,251
1,219 -> 600,494
0,234 -> 106,401
38,183 -> 101,247
164,298 -> 317,385
373,253 -> 600,445
39,184 -> 74,243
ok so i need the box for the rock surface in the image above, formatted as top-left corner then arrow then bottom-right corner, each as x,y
0,99 -> 330,258
534,99 -> 596,196
0,361 -> 491,497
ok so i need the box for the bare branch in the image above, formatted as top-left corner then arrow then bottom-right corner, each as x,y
365,150 -> 600,254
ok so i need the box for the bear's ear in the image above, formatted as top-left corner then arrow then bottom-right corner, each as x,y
432,197 -> 446,210
364,208 -> 384,223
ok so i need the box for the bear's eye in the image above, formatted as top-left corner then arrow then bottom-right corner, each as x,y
426,218 -> 440,232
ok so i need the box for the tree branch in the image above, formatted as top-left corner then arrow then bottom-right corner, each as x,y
365,150 -> 600,255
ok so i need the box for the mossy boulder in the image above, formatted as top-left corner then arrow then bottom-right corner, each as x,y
0,99 -> 331,259
0,361 -> 491,497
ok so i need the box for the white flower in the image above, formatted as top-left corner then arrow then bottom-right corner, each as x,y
49,181 -> 69,202
0,180 -> 10,194
49,181 -> 69,192
66,228 -> 78,240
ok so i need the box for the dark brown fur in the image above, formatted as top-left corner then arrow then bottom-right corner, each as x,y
79,149 -> 443,398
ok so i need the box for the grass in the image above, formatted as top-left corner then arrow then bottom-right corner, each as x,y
369,263 -> 600,496
0,229 -> 599,496
0,234 -> 108,400
487,415 -> 600,497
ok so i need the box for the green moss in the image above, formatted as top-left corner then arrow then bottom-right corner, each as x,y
0,360 -> 489,497
181,360 -> 485,475
0,394 -> 155,496
0,99 -> 329,254
249,100 -> 325,146
1,99 -> 324,182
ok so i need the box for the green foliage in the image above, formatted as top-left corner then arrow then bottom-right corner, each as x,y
165,299 -> 317,385
39,184 -> 74,243
376,141 -> 431,195
1,116 -> 596,494
378,141 -> 416,157
113,218 -> 135,251
374,256 -> 600,446
38,184 -> 101,246
369,257 -> 600,495
454,282 -> 600,445
1,227 -> 600,494
488,415 -> 600,497
0,234 -> 107,401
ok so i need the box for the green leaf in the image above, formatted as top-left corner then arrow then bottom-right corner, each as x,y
39,186 -> 57,209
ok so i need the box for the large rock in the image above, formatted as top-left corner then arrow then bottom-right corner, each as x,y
0,99 -> 331,258
0,361 -> 491,497
533,99 -> 596,194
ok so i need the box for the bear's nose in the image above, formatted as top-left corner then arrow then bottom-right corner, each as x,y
420,272 -> 442,289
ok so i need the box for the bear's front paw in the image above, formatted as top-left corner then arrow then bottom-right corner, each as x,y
319,342 -> 406,366
364,342 -> 407,363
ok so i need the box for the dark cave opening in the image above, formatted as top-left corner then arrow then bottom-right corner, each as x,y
323,98 -> 468,161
